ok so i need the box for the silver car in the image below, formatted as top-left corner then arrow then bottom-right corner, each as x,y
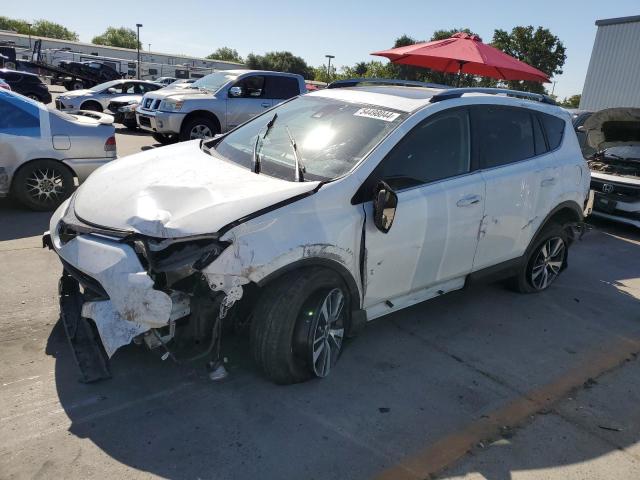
136,70 -> 306,144
0,89 -> 116,210
56,79 -> 162,112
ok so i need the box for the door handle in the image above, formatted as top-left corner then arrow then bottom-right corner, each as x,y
261,102 -> 271,108
541,177 -> 556,187
456,195 -> 482,207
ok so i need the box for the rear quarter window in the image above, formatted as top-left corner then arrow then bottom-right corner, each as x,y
539,112 -> 565,150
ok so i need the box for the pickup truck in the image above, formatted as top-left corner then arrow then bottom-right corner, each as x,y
135,69 -> 306,143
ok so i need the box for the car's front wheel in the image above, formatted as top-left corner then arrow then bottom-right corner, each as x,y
12,159 -> 75,211
251,268 -> 350,384
513,222 -> 569,293
152,132 -> 178,145
81,101 -> 102,112
180,116 -> 219,141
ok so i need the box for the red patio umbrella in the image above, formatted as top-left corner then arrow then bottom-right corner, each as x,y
372,33 -> 550,84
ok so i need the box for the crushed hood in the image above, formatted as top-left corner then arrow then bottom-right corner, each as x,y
583,108 -> 640,150
73,141 -> 319,238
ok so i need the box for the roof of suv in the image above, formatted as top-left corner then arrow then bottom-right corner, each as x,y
311,85 -> 566,116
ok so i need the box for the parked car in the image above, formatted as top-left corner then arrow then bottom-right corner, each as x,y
155,76 -> 177,86
0,77 -> 10,90
45,86 -> 590,384
0,69 -> 51,103
0,89 -> 116,210
583,107 -> 640,228
56,79 -> 162,112
136,70 -> 306,144
566,108 -> 594,157
168,78 -> 196,88
59,60 -> 121,85
107,97 -> 141,130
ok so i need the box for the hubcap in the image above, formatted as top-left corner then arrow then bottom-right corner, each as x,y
190,124 -> 213,140
25,168 -> 65,204
530,236 -> 565,290
309,288 -> 345,378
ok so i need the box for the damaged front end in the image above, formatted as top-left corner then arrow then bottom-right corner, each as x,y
45,198 -> 236,382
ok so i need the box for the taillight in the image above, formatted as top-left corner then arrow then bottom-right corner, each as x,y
104,136 -> 116,152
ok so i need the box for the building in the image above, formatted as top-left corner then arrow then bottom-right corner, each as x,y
0,30 -> 243,78
580,15 -> 640,111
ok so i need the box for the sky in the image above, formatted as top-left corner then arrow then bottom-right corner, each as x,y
4,0 -> 639,99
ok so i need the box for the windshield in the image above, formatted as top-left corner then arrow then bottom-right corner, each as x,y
89,80 -> 121,92
191,72 -> 238,92
212,95 -> 407,181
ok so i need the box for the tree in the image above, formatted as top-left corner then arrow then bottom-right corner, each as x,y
0,16 -> 78,40
491,26 -> 566,94
206,47 -> 243,63
92,27 -> 140,49
245,51 -> 312,78
560,94 -> 581,108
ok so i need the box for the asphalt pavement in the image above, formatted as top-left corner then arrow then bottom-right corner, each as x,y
0,102 -> 639,479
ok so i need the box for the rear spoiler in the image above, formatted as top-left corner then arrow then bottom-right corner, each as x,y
67,110 -> 114,125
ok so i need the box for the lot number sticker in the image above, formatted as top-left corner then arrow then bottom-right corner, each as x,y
354,108 -> 400,122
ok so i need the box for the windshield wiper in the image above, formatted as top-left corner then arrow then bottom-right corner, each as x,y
252,113 -> 278,174
285,126 -> 305,182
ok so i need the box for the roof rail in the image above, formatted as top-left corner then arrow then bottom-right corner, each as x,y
327,78 -> 450,89
429,87 -> 557,105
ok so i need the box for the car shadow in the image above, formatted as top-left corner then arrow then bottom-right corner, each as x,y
114,127 -> 149,137
0,198 -> 52,241
47,222 -> 640,480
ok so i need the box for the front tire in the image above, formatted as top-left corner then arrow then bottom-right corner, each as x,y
513,222 -> 569,293
81,101 -> 102,112
152,132 -> 178,145
250,268 -> 350,384
180,116 -> 219,142
12,160 -> 75,211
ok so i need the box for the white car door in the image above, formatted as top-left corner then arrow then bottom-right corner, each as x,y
360,107 -> 485,318
471,105 -> 543,270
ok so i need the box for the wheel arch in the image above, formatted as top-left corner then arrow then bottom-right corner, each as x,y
528,200 -> 583,252
79,99 -> 103,111
182,110 -> 221,134
256,257 -> 362,310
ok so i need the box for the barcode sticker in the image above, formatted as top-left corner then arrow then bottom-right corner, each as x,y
354,108 -> 400,122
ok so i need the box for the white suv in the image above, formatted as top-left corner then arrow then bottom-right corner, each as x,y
45,86 -> 591,384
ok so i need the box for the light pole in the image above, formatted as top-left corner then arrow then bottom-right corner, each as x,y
136,23 -> 143,79
26,23 -> 32,49
148,43 -> 151,51
325,54 -> 335,81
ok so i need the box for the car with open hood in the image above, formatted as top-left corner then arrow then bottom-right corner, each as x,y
135,70 -> 306,145
581,108 -> 640,228
44,87 -> 590,384
0,89 -> 116,210
55,79 -> 162,112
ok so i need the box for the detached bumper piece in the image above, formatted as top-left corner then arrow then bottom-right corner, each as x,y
59,271 -> 111,383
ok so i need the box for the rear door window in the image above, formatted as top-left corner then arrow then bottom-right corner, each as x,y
264,76 -> 300,99
538,112 -> 565,150
471,105 -> 535,168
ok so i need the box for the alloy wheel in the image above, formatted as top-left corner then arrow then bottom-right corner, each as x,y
189,124 -> 213,140
530,236 -> 565,290
308,288 -> 345,377
25,168 -> 65,205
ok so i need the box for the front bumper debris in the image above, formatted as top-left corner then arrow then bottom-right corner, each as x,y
59,271 -> 111,383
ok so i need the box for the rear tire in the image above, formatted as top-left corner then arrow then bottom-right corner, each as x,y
179,116 -> 219,142
12,159 -> 75,211
152,132 -> 178,145
250,268 -> 350,385
512,222 -> 569,293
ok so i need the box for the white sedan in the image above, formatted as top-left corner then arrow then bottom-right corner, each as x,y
55,79 -> 161,112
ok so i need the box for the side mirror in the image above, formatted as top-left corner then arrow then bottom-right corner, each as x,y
373,181 -> 398,234
229,86 -> 243,98
576,125 -> 586,133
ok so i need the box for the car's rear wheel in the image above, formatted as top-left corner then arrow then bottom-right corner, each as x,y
513,222 -> 569,293
13,160 -> 75,211
81,101 -> 102,112
250,268 -> 350,384
180,116 -> 219,141
152,132 -> 178,145
25,93 -> 42,102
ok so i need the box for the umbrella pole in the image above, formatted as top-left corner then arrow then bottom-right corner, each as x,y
456,61 -> 466,87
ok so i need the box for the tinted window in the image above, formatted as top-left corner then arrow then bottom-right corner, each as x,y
233,76 -> 265,98
539,112 -> 565,150
533,115 -> 547,155
0,96 -> 40,134
371,108 -> 470,191
472,106 -> 535,168
265,76 -> 300,99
